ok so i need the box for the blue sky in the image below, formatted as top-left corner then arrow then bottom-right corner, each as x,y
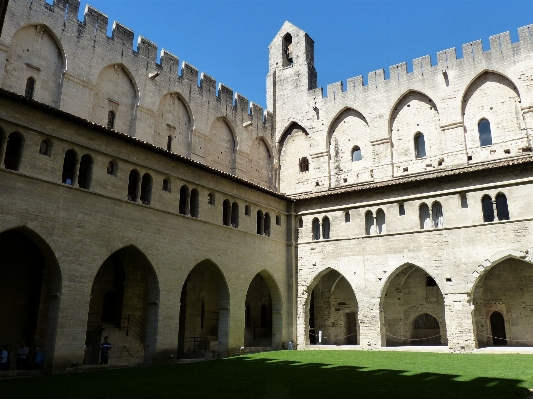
74,0 -> 529,109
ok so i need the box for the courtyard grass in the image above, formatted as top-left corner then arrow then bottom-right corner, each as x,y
2,350 -> 533,398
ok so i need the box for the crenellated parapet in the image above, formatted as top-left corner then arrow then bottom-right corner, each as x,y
0,0 -> 275,190
270,20 -> 533,195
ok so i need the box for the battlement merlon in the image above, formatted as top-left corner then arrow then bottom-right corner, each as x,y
308,24 -> 533,101
112,22 -> 134,48
137,36 -> 158,62
54,0 -> 80,17
83,5 -> 108,34
3,0 -> 268,124
235,93 -> 249,114
160,50 -> 179,75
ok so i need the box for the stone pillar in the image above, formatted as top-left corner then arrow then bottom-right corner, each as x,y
135,177 -> 142,202
444,293 -> 476,352
295,286 -> 309,348
0,136 -> 8,167
71,158 -> 80,186
225,293 -> 245,356
358,296 -> 384,349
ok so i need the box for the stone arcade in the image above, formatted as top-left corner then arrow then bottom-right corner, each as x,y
1,0 -> 533,373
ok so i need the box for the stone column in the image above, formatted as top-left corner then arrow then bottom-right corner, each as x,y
357,296 -> 384,349
444,293 -> 476,352
135,176 -> 142,202
0,136 -> 8,167
295,288 -> 308,348
224,293 -> 245,357
71,158 -> 81,186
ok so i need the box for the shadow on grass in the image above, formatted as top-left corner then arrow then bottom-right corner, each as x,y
1,355 -> 531,399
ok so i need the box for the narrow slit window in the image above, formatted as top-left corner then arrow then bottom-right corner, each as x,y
276,215 -> 281,226
162,178 -> 170,192
127,170 -> 139,201
257,210 -> 264,235
478,119 -> 492,147
264,213 -> 271,237
208,193 -> 215,206
77,154 -> 93,190
245,205 -> 251,216
376,209 -> 386,234
365,211 -> 374,235
231,202 -> 239,228
39,139 -> 52,157
107,111 -> 116,130
419,203 -> 430,229
482,195 -> 494,222
352,146 -> 362,162
140,173 -> 152,205
322,217 -> 330,239
223,199 -> 231,226
190,189 -> 199,218
25,77 -> 35,99
167,135 -> 173,151
495,193 -> 510,221
107,160 -> 117,176
61,149 -> 77,185
431,201 -> 443,228
179,185 -> 190,215
399,203 -> 406,216
414,133 -> 426,159
312,218 -> 320,240
345,211 -> 351,223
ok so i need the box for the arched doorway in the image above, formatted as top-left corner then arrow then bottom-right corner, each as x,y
243,271 -> 283,349
0,227 -> 61,371
472,257 -> 531,347
84,246 -> 159,365
381,264 -> 446,346
177,260 -> 230,359
306,269 -> 358,346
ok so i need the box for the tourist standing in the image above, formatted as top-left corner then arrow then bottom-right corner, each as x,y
0,345 -> 8,371
16,342 -> 29,370
99,336 -> 111,365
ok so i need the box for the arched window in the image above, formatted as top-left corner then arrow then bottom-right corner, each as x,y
179,185 -> 190,215
39,139 -> 52,157
107,111 -> 116,130
190,189 -> 199,218
264,213 -> 271,237
312,218 -> 320,240
107,160 -> 117,176
162,178 -> 170,192
299,157 -> 309,172
208,192 -> 215,205
495,193 -> 510,221
25,77 -> 35,99
478,119 -> 492,147
167,135 -> 172,151
481,195 -> 494,222
365,211 -> 374,235
282,32 -> 293,67
413,313 -> 440,330
344,211 -> 351,223
376,209 -> 386,234
61,149 -> 77,185
127,170 -> 139,201
78,154 -> 93,190
322,216 -> 330,239
419,203 -> 430,229
257,210 -> 264,235
231,202 -> 239,228
399,203 -> 406,216
3,132 -> 24,171
431,201 -> 443,228
414,133 -> 426,159
223,199 -> 231,226
140,173 -> 152,205
352,146 -> 362,162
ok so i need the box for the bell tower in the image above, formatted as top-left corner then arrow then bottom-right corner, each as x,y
266,22 -> 317,133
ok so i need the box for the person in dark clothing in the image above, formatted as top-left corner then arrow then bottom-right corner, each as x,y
99,336 -> 111,365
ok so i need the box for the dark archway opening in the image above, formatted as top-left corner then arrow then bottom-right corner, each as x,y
84,247 -> 159,365
0,228 -> 61,371
307,269 -> 358,346
244,274 -> 272,347
178,260 -> 230,359
4,132 -> 24,171
381,265 -> 446,347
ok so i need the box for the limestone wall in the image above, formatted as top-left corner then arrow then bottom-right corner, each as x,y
269,21 -> 533,195
0,0 -> 275,189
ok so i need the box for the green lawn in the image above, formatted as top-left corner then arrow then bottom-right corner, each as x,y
2,351 -> 533,398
